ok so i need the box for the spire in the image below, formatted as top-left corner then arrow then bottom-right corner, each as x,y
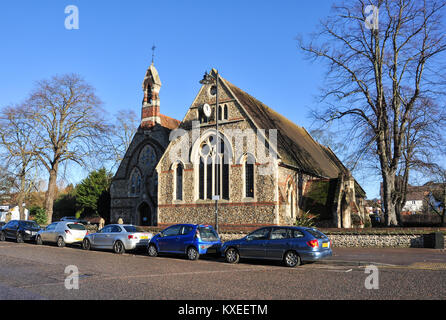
141,62 -> 162,129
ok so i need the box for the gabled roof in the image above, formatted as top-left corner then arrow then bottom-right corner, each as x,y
159,114 -> 181,130
222,78 -> 346,179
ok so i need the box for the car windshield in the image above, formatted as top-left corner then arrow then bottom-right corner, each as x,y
21,221 -> 40,229
67,223 -> 86,230
306,229 -> 327,239
123,226 -> 145,233
198,226 -> 219,241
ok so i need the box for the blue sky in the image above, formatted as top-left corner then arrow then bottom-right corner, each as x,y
0,0 -> 384,198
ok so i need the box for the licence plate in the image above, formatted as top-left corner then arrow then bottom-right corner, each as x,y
322,242 -> 329,248
140,236 -> 149,240
75,238 -> 83,241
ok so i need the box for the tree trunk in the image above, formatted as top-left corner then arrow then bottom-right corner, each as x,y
442,185 -> 446,227
18,169 -> 27,220
44,165 -> 58,223
382,172 -> 399,226
17,193 -> 25,220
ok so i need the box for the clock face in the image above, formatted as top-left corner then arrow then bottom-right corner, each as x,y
203,104 -> 212,118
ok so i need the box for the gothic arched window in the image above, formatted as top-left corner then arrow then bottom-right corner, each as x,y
198,135 -> 229,200
140,144 -> 157,175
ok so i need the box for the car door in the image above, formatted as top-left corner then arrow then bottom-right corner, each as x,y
41,223 -> 57,242
106,225 -> 122,248
6,221 -> 19,239
265,228 -> 293,260
238,227 -> 271,259
94,226 -> 112,247
157,225 -> 182,252
174,225 -> 194,253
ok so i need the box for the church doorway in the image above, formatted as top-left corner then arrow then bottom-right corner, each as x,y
138,202 -> 153,226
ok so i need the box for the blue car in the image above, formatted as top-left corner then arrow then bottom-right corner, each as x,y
221,226 -> 332,267
147,224 -> 221,260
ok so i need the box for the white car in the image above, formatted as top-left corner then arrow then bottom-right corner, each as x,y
36,221 -> 88,247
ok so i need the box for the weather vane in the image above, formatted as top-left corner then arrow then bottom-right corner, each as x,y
151,44 -> 156,64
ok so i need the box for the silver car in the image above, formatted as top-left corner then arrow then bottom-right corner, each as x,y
82,224 -> 153,254
36,221 -> 88,247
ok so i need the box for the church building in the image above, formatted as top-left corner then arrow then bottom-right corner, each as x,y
110,62 -> 367,230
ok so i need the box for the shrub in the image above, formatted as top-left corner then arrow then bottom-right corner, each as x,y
34,207 -> 47,225
295,211 -> 316,228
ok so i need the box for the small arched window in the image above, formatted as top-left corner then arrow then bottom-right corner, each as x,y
130,169 -> 142,196
245,154 -> 255,198
218,105 -> 223,121
175,163 -> 183,201
287,181 -> 296,219
224,104 -> 228,120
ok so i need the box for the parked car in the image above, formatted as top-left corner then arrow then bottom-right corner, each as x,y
220,226 -> 332,267
35,221 -> 87,247
147,224 -> 221,260
82,224 -> 153,254
0,220 -> 42,243
60,216 -> 89,225
0,222 -> 5,228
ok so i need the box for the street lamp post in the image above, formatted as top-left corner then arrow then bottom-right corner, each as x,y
200,70 -> 220,234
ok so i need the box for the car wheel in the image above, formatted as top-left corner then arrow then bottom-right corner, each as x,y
36,235 -> 43,245
0,232 -> 5,241
225,247 -> 240,264
113,241 -> 125,254
187,246 -> 199,260
147,244 -> 158,257
284,250 -> 301,268
16,233 -> 24,243
57,236 -> 65,248
82,238 -> 91,250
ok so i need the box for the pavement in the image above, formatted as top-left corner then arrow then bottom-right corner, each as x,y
317,247 -> 446,270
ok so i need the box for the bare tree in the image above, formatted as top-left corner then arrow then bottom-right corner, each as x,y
0,166 -> 14,205
104,109 -> 139,171
300,0 -> 446,226
27,74 -> 108,223
0,104 -> 39,219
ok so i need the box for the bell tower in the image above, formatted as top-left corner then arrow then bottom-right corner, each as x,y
141,62 -> 162,128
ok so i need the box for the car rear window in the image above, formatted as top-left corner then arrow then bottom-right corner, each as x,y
306,229 -> 327,239
123,226 -> 145,233
198,226 -> 219,241
67,223 -> 86,230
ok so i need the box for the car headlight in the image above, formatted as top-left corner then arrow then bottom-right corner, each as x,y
25,230 -> 31,234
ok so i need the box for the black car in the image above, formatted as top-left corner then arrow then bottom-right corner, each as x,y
0,220 -> 41,243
